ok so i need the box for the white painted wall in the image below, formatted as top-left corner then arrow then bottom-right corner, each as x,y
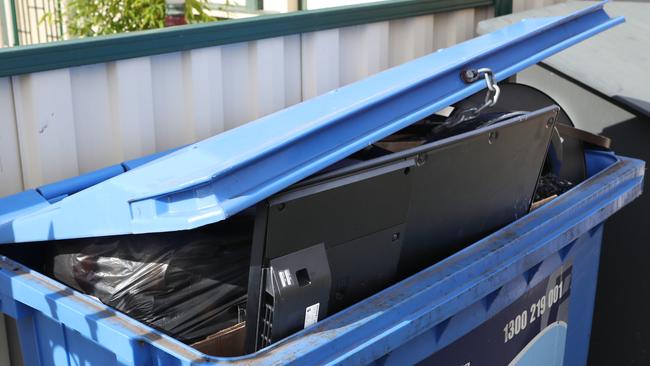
263,0 -> 299,13
209,0 -> 248,7
513,0 -> 566,13
305,0 -> 389,10
0,0 -> 14,47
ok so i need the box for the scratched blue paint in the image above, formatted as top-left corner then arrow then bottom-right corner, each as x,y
0,1 -> 624,243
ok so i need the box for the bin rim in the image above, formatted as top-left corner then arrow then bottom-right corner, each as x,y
0,152 -> 643,365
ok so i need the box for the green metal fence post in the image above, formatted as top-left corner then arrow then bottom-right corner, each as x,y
56,0 -> 64,38
246,0 -> 261,11
9,0 -> 20,45
494,0 -> 512,16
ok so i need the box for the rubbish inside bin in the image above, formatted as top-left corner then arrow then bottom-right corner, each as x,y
47,214 -> 253,344
30,104 -> 553,354
0,85 -> 599,356
534,173 -> 574,201
244,106 -> 565,351
191,321 -> 247,357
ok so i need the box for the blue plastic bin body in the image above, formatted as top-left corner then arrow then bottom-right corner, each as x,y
0,150 -> 643,366
0,6 -> 635,364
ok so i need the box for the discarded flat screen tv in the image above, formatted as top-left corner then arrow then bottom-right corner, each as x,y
244,106 -> 560,351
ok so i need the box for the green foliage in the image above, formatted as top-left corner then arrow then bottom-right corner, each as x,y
62,0 -> 214,37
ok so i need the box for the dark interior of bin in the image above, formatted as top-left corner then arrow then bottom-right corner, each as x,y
0,214 -> 255,356
0,87 -> 588,357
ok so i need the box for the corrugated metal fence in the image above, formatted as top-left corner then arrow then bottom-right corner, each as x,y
0,0 -> 568,198
0,2 -> 502,199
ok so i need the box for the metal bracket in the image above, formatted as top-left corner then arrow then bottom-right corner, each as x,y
438,68 -> 502,130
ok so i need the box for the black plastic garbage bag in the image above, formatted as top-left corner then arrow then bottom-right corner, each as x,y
49,218 -> 253,343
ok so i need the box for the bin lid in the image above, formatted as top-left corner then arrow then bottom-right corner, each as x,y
0,1 -> 623,243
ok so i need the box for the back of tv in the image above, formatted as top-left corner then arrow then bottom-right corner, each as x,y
245,106 -> 559,351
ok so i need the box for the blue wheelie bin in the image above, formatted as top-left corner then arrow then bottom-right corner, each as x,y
0,3 -> 641,365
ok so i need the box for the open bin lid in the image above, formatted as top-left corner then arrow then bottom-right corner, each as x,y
0,2 -> 623,243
